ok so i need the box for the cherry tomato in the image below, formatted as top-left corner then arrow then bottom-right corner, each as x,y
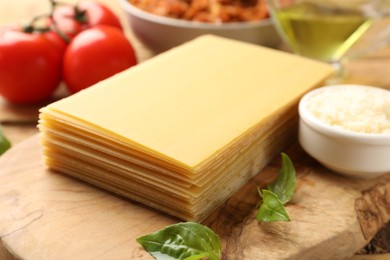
0,29 -> 63,104
50,1 -> 122,39
62,25 -> 137,93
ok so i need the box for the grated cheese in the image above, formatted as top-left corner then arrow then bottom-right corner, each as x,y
306,86 -> 390,134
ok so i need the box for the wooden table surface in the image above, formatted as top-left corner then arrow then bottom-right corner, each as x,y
0,0 -> 389,259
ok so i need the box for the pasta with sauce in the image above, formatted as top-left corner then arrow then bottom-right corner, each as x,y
129,0 -> 269,22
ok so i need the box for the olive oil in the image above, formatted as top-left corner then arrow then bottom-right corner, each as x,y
273,3 -> 373,62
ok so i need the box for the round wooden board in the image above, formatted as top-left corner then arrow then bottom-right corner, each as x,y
0,135 -> 175,259
0,135 -> 389,259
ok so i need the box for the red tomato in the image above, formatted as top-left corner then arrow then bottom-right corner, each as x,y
62,25 -> 137,93
44,30 -> 68,53
0,29 -> 63,104
50,1 -> 122,39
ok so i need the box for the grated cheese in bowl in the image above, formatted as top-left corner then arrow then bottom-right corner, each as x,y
298,85 -> 390,178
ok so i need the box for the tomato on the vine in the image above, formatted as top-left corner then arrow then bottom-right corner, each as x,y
0,29 -> 63,104
62,25 -> 137,93
50,1 -> 123,39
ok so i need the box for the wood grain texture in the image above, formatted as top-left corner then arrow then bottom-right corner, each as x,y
0,135 -> 389,259
355,176 -> 390,240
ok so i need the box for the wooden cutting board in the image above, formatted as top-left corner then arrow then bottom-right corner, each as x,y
0,135 -> 389,260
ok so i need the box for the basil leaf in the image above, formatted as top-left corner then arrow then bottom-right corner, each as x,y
256,189 -> 290,222
268,153 -> 296,204
136,222 -> 222,260
0,127 -> 11,156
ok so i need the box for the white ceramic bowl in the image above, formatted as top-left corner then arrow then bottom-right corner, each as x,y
298,85 -> 390,178
119,0 -> 281,53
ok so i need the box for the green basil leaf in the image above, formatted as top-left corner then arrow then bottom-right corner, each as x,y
268,153 -> 296,204
0,127 -> 11,156
136,222 -> 222,260
256,189 -> 290,222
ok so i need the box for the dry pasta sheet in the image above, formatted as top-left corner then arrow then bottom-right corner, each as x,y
38,35 -> 333,221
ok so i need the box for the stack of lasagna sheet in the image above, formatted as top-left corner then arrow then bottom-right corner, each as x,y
38,35 -> 333,221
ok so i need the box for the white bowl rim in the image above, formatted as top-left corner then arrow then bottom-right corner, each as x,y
299,84 -> 390,144
119,0 -> 273,29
